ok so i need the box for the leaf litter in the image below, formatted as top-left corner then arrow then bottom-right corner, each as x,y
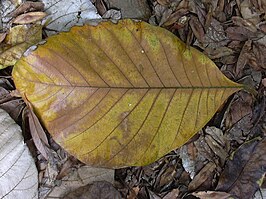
0,0 -> 265,198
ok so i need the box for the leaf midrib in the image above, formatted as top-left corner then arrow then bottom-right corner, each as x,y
23,79 -> 243,89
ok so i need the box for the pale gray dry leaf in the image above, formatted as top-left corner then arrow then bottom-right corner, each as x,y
0,0 -> 19,31
46,166 -> 114,198
180,133 -> 208,179
0,108 -> 38,199
254,188 -> 266,199
42,0 -> 101,36
102,9 -> 121,20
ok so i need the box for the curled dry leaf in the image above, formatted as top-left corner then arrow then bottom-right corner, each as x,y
12,20 -> 243,168
0,109 -> 38,198
13,11 -> 47,24
27,104 -> 50,160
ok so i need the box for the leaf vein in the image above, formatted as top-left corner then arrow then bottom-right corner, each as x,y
81,89 -> 149,157
137,89 -> 177,163
158,39 -> 183,87
105,89 -> 163,165
89,29 -> 135,87
61,88 -> 111,135
170,89 -> 194,148
103,25 -> 150,87
126,27 -> 165,87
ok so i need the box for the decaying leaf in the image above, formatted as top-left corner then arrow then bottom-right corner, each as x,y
0,24 -> 42,69
0,108 -> 38,198
12,19 -> 243,168
216,137 -> 266,199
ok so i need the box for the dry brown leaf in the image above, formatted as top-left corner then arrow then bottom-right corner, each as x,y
204,47 -> 234,60
262,78 -> 266,87
47,166 -> 114,198
0,33 -> 7,43
13,11 -> 47,24
216,138 -> 266,199
157,0 -> 171,6
95,0 -> 107,16
188,162 -> 216,191
64,181 -> 122,199
161,8 -> 189,27
25,97 -> 50,160
235,40 -> 252,77
0,98 -> 24,122
107,0 -> 151,20
226,26 -> 260,41
10,1 -> 44,17
192,191 -> 233,199
189,15 -> 205,43
163,188 -> 180,199
232,16 -> 258,32
27,107 -> 50,160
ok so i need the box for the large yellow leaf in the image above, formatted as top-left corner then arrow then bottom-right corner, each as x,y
12,20 -> 243,168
